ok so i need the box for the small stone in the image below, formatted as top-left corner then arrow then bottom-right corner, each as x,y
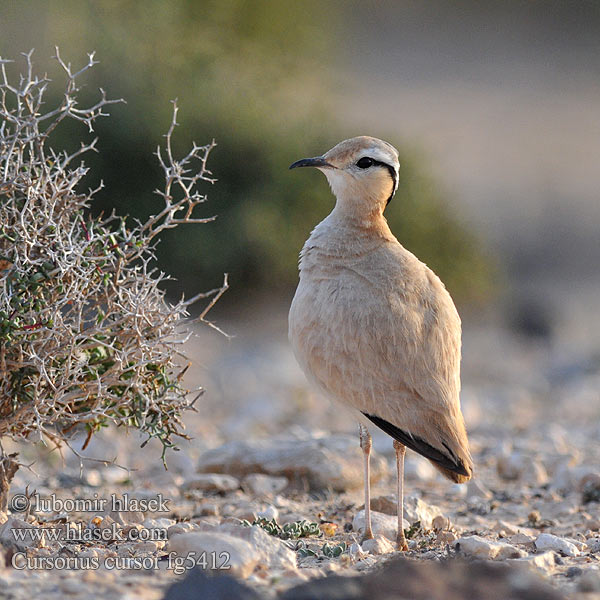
182,473 -> 240,493
436,531 -> 457,545
168,532 -> 258,578
535,533 -> 580,557
513,551 -> 556,575
164,568 -> 262,600
167,521 -> 199,537
567,566 -> 582,578
431,515 -> 450,531
0,517 -> 44,549
352,510 -> 408,542
586,537 -> 600,552
497,451 -> 521,480
509,532 -> 536,545
198,502 -> 220,516
455,535 -> 525,559
218,523 -> 297,570
257,505 -> 279,521
361,535 -> 395,555
242,474 -> 288,497
493,520 -> 518,536
404,496 -> 442,530
197,435 -> 388,492
581,473 -> 600,504
369,495 -> 396,515
348,542 -> 368,561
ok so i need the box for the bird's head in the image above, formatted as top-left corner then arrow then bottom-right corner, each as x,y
290,136 -> 400,217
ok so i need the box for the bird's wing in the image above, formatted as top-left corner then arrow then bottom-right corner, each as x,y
357,249 -> 471,481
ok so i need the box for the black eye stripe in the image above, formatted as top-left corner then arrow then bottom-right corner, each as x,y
355,156 -> 398,206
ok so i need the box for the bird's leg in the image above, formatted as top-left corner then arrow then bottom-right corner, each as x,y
359,424 -> 374,542
394,440 -> 408,551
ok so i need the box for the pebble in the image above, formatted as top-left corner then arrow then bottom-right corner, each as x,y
182,473 -> 240,493
496,451 -> 548,485
361,535 -> 395,555
167,521 -> 200,537
197,434 -> 388,491
218,523 -> 297,570
493,520 -> 518,536
454,535 -> 525,559
404,496 -> 442,530
242,474 -> 289,497
436,530 -> 457,545
168,531 -> 258,578
431,515 -> 451,531
352,510 -> 408,542
513,551 -> 556,575
509,532 -> 536,546
0,517 -> 44,549
587,537 -> 600,553
535,533 -> 580,557
257,505 -> 279,521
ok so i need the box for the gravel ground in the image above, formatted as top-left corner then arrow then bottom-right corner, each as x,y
2,289 -> 599,599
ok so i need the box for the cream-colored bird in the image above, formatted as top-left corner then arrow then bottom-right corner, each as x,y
288,136 -> 473,550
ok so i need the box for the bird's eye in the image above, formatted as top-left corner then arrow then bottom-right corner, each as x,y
356,157 -> 374,169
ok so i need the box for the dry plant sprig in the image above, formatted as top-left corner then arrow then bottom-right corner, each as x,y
0,50 -> 227,465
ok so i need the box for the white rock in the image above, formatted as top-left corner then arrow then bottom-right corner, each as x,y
587,537 -> 600,553
257,505 -> 279,521
535,533 -> 580,557
218,523 -> 297,570
142,517 -> 176,530
455,535 -> 525,559
513,551 -> 556,575
0,517 -> 44,549
404,496 -> 442,530
167,521 -> 200,537
348,542 -> 368,561
197,434 -> 388,491
353,510 -> 408,542
182,473 -> 240,493
168,532 -> 258,578
242,474 -> 288,497
361,535 -> 395,555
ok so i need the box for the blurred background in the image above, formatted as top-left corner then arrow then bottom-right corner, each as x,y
1,1 -> 599,456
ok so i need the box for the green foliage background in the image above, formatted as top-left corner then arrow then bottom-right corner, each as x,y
0,0 -> 494,305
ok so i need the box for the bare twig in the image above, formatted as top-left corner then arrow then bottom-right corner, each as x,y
0,49 -> 226,465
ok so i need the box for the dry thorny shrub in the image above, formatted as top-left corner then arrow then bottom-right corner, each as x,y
0,50 -> 227,467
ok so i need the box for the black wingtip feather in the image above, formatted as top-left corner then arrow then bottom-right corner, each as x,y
362,412 -> 469,478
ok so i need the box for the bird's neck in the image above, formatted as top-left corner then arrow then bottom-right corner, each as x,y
330,200 -> 395,241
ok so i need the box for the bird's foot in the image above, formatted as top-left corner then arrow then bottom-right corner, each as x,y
396,534 -> 408,552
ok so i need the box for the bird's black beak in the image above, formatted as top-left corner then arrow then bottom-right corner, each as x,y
289,156 -> 334,170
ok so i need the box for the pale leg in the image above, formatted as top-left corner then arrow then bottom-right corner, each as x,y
394,440 -> 408,551
359,424 -> 374,541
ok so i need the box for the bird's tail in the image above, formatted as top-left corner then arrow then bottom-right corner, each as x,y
362,411 -> 473,483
